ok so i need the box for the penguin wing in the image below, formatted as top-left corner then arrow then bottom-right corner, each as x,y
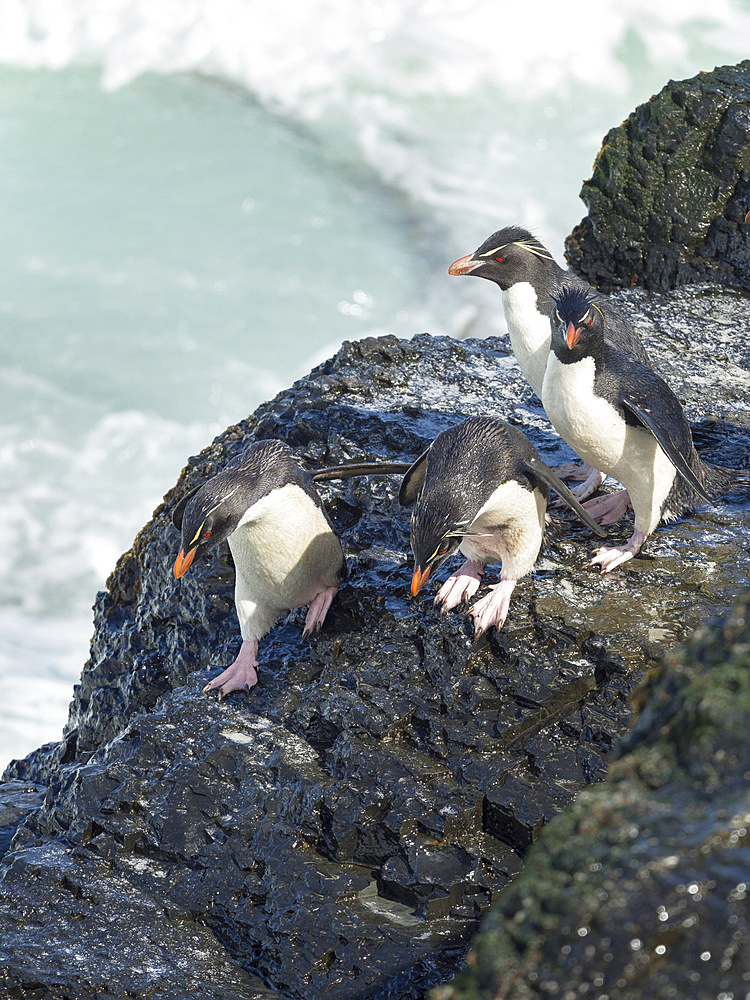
172,484 -> 203,530
521,458 -> 607,537
621,398 -> 713,505
398,448 -> 430,506
312,461 -> 413,482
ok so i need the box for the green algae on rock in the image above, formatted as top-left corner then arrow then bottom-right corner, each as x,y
565,60 -> 750,293
432,591 -> 750,1000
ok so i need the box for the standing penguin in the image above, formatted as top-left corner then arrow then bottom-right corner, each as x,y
448,225 -> 647,510
173,439 -> 346,698
542,284 -> 740,572
317,417 -> 604,636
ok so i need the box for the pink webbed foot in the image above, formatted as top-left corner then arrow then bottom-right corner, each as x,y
302,586 -> 338,639
468,579 -> 517,638
203,640 -> 259,699
568,467 -> 607,501
585,529 -> 647,573
551,461 -> 590,480
583,489 -> 632,525
550,465 -> 607,504
434,561 -> 484,612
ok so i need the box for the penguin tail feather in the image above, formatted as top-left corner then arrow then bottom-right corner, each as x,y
673,462 -> 750,513
703,463 -> 750,499
540,514 -> 563,553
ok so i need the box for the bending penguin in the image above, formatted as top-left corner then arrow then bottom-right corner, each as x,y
316,416 -> 605,636
173,439 -> 346,698
542,284 -> 743,572
448,225 -> 647,512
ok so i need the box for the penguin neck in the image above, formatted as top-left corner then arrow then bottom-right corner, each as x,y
501,282 -> 551,398
549,335 -> 604,369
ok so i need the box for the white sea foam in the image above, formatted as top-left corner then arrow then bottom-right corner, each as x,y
1,1 -> 749,248
2,0 -> 747,97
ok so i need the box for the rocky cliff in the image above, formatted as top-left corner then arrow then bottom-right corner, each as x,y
1,62 -> 749,1000
565,60 -> 750,293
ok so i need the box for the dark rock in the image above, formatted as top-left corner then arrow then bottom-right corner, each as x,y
434,590 -> 750,1000
0,282 -> 748,997
565,60 -> 750,292
0,781 -> 45,862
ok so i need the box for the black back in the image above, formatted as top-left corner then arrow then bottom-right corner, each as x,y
407,417 -> 540,570
173,439 -> 330,556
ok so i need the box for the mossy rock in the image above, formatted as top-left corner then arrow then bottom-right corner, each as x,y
434,591 -> 750,1000
566,61 -> 750,292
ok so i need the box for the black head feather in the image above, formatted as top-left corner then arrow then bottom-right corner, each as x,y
551,284 -> 603,326
472,225 -> 553,261
173,439 -> 318,574
451,225 -> 563,294
549,283 -> 607,362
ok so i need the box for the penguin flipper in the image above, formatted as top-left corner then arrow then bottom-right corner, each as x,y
312,461 -> 413,482
522,457 -> 607,537
399,448 -> 430,506
172,484 -> 203,530
621,399 -> 714,505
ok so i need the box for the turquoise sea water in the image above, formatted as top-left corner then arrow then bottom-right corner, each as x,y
2,0 -> 749,768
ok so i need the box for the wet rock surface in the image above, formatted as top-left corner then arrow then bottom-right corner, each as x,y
565,61 -> 750,293
1,283 -> 749,998
435,590 -> 750,1000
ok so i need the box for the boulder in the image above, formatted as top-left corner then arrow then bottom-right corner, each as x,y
1,286 -> 748,997
433,589 -> 750,1000
565,60 -> 750,292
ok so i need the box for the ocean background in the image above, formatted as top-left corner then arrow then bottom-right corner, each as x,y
2,0 -> 749,770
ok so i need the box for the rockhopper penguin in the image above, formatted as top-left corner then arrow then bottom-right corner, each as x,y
313,417 -> 604,636
404,416 -> 605,634
173,439 -> 346,698
542,284 -> 740,572
448,225 -> 648,510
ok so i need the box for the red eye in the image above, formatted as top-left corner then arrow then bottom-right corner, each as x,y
203,531 -> 211,539
495,256 -> 504,262
587,315 -> 594,326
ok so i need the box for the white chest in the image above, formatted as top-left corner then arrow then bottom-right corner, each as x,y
228,484 -> 341,639
501,282 -> 551,398
542,354 -> 627,470
460,479 -> 545,581
542,354 -> 676,533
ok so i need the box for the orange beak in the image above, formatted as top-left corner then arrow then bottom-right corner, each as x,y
411,565 -> 431,597
174,546 -> 197,578
448,254 -> 482,276
566,323 -> 580,350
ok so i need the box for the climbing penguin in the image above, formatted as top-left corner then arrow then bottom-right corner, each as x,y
542,283 -> 740,572
315,416 -> 605,636
448,224 -> 648,508
173,439 -> 346,698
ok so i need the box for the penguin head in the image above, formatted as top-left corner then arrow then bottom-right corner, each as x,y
171,439 -> 303,578
173,483 -> 240,578
448,225 -> 556,290
409,500 -> 466,596
549,284 -> 605,362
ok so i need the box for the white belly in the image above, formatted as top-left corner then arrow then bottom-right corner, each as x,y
502,282 -> 551,398
228,484 -> 341,641
460,479 -> 545,581
542,354 -> 676,534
